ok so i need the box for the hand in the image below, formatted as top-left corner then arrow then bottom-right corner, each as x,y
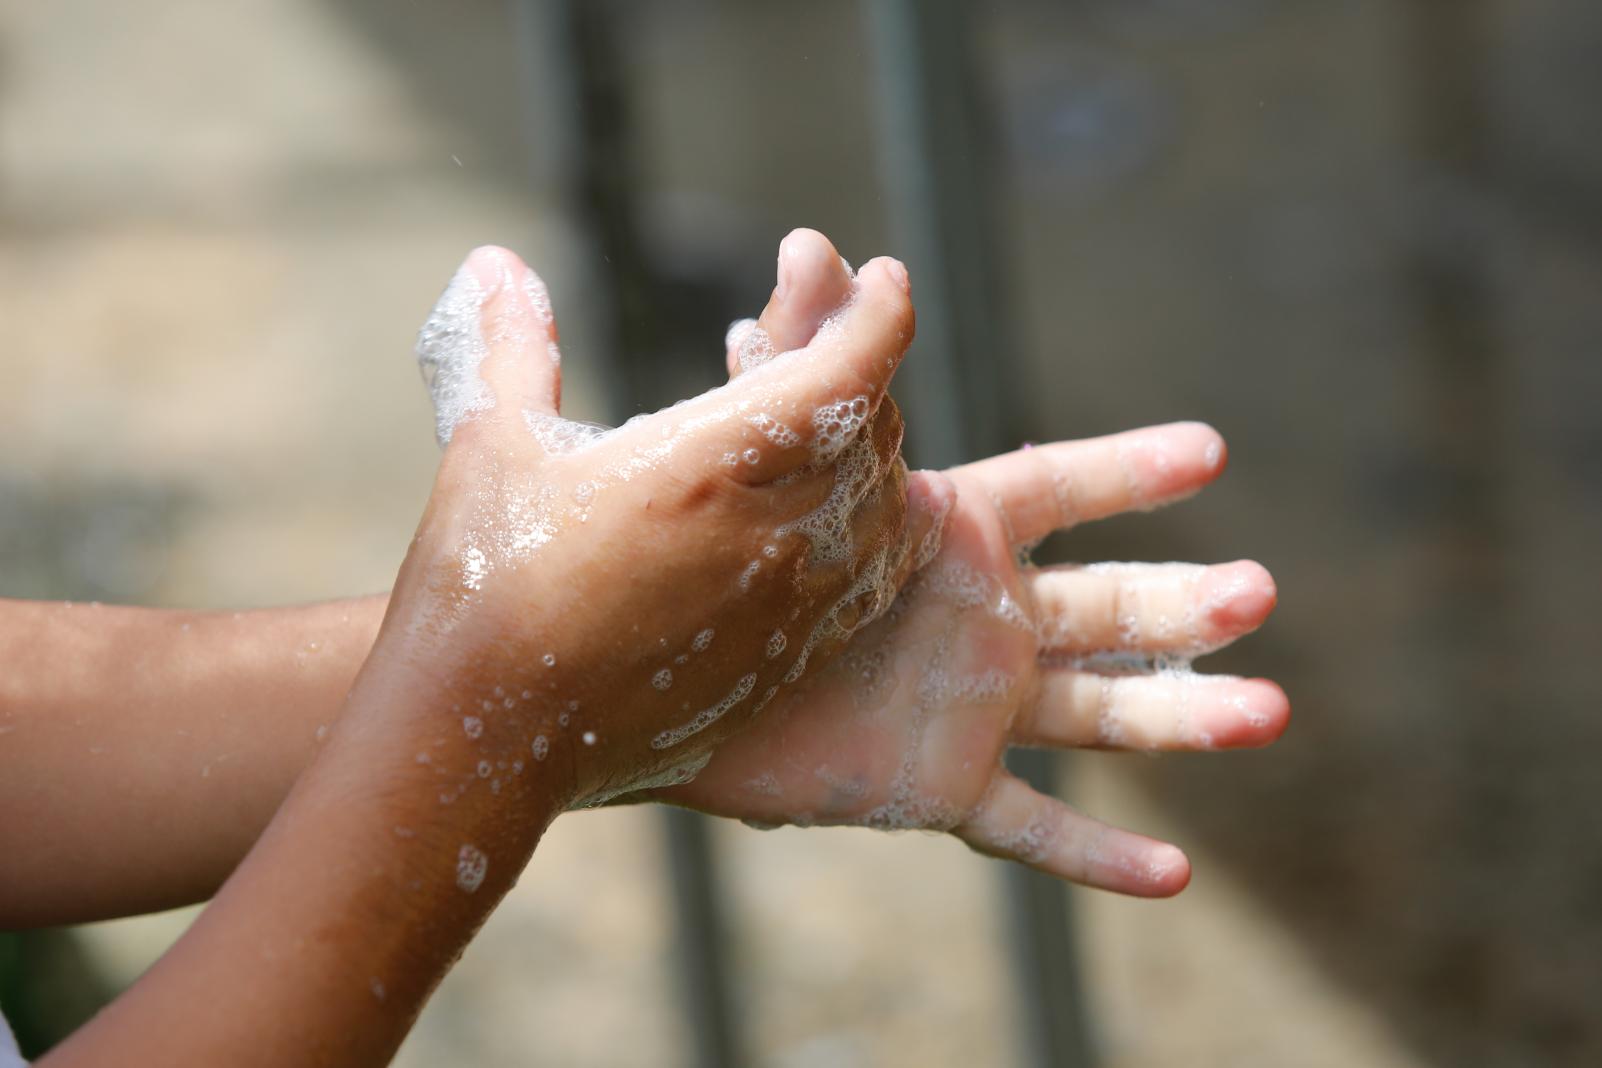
374,245 -> 941,811
653,230 -> 1288,897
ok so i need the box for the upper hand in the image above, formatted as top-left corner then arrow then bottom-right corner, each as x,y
371,246 -> 937,812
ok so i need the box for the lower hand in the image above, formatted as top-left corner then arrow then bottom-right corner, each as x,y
654,230 -> 1288,897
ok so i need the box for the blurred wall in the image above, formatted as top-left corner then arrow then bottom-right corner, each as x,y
3,1 -> 1600,1066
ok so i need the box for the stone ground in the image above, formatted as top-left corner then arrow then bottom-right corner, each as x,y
4,2 -> 1601,1066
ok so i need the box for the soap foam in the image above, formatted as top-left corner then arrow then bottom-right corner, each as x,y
733,323 -> 776,373
523,411 -> 610,454
416,265 -> 491,447
652,672 -> 758,749
1037,562 -> 1236,659
570,749 -> 713,809
808,396 -> 872,465
725,317 -> 758,355
455,843 -> 488,892
774,432 -> 884,566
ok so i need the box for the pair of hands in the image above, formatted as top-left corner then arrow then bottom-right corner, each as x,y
385,230 -> 1286,898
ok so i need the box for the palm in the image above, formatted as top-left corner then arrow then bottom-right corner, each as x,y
678,468 -> 1030,816
661,423 -> 1288,896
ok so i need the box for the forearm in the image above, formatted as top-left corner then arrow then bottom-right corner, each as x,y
39,635 -> 559,1068
0,596 -> 385,925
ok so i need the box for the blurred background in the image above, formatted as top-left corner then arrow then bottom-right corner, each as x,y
3,1 -> 1601,1065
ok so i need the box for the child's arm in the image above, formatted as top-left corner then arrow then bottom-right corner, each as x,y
0,596 -> 384,925
39,622 -> 564,1067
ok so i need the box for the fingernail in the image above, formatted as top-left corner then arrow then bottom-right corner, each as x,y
883,258 -> 910,294
463,245 -> 518,298
776,237 -> 797,302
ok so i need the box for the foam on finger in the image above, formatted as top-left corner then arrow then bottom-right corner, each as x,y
416,262 -> 491,447
1029,560 -> 1276,658
956,773 -> 1191,896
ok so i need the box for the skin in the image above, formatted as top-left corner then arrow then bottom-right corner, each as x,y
0,232 -> 1286,933
662,229 -> 1286,895
32,245 -> 929,1066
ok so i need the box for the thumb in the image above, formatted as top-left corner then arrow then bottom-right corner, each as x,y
417,245 -> 563,450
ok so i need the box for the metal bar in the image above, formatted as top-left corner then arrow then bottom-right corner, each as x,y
661,807 -> 743,1068
512,4 -> 743,1066
866,3 -> 1096,1066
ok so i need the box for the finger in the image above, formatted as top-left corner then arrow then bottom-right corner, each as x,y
845,437 -> 909,564
1014,670 -> 1289,751
724,318 -> 757,377
955,772 -> 1191,896
716,256 -> 915,485
901,469 -> 958,576
849,400 -> 910,547
727,228 -> 857,377
950,422 -> 1226,548
828,459 -> 910,633
1029,560 -> 1277,656
804,461 -> 954,644
775,399 -> 905,572
471,246 -> 563,418
418,246 -> 563,449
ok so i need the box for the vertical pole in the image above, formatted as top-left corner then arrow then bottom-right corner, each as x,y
512,5 -> 743,1066
1401,0 -> 1517,918
866,3 -> 1096,1067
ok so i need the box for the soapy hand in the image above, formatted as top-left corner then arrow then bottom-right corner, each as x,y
381,245 -> 942,810
650,229 -> 1288,897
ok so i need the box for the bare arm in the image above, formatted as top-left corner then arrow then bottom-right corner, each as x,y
37,626 -> 560,1067
0,597 -> 384,925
